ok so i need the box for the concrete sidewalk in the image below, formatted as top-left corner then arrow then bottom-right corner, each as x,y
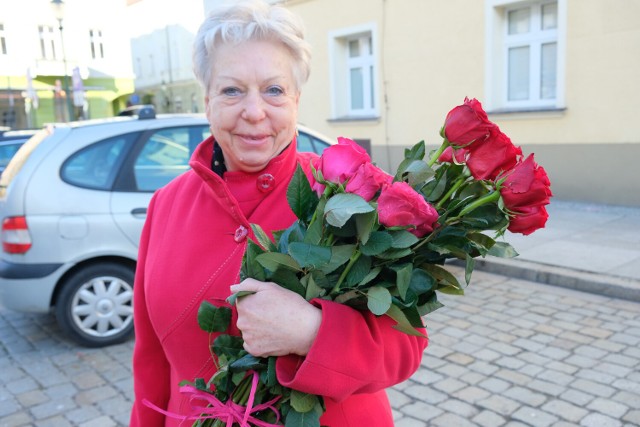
471,199 -> 640,302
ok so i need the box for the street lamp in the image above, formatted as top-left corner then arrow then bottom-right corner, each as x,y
50,0 -> 74,122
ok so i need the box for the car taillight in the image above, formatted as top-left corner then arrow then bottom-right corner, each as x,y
2,216 -> 32,254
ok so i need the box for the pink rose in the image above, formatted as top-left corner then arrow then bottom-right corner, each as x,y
466,129 -> 523,180
500,154 -> 552,235
377,182 -> 439,237
312,137 -> 371,196
345,162 -> 393,201
444,97 -> 498,148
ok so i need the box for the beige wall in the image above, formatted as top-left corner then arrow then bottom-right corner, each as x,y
286,0 -> 640,206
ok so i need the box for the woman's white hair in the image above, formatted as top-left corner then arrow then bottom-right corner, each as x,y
193,0 -> 311,93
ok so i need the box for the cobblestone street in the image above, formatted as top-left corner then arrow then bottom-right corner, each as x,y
1,268 -> 639,426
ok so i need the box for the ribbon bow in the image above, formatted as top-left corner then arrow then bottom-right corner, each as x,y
143,371 -> 281,426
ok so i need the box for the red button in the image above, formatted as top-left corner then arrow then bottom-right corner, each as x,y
257,173 -> 275,193
234,225 -> 248,243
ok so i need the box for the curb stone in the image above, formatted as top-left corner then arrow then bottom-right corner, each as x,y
455,257 -> 640,303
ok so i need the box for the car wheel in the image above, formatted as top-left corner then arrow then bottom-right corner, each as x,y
55,262 -> 135,347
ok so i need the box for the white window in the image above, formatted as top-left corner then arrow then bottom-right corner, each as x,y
89,29 -> 105,59
485,0 -> 566,111
329,24 -> 379,119
0,24 -> 7,55
38,25 -> 58,59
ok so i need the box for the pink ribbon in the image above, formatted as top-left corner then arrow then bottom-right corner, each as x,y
143,371 -> 281,426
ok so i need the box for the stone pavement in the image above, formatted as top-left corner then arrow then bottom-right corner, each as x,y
1,200 -> 639,426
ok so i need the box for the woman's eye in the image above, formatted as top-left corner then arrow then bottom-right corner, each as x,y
222,87 -> 241,96
266,86 -> 284,96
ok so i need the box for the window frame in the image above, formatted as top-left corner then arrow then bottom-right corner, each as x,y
328,23 -> 380,120
484,0 -> 567,112
38,24 -> 58,60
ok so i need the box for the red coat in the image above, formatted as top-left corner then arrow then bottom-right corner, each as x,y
130,137 -> 428,426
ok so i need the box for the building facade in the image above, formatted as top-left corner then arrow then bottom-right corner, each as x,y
282,0 -> 640,207
0,0 -> 136,129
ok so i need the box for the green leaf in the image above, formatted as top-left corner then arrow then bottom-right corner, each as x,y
367,286 -> 392,315
390,230 -> 419,249
467,232 -> 496,252
465,254 -> 474,285
437,284 -> 465,295
256,252 -> 302,272
242,239 -> 267,281
285,407 -> 321,427
212,335 -> 245,358
409,268 -> 437,295
404,160 -> 435,187
391,263 -> 412,300
345,254 -> 372,287
268,269 -> 306,297
301,272 -> 325,300
229,353 -> 265,372
422,263 -> 463,289
377,247 -> 413,260
324,193 -> 375,228
250,223 -> 277,252
288,242 -> 332,269
287,164 -> 318,222
386,304 -> 427,337
226,290 -> 254,306
488,241 -> 519,258
355,211 -> 377,245
197,301 -> 231,333
360,231 -> 393,256
417,292 -> 444,316
290,390 -> 319,413
303,215 -> 323,245
266,356 -> 277,388
320,244 -> 356,274
357,266 -> 382,287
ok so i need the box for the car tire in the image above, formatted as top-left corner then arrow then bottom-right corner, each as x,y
55,262 -> 135,347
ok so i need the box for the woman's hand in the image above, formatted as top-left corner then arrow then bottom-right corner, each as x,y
230,279 -> 322,358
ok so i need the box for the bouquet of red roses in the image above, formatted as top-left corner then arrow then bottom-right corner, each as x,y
179,97 -> 552,426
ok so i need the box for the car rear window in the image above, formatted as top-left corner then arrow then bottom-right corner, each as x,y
0,129 -> 50,198
61,133 -> 139,190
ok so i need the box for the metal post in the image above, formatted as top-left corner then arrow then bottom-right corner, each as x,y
57,20 -> 74,122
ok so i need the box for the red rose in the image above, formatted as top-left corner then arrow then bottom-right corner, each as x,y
345,162 -> 393,201
438,146 -> 468,164
506,205 -> 549,235
500,154 -> 552,235
443,97 -> 498,148
466,129 -> 523,180
312,137 -> 370,196
378,182 -> 439,237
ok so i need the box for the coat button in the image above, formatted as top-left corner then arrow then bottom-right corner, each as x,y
234,225 -> 248,243
257,173 -> 275,193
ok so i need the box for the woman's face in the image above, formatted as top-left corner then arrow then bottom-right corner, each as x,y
205,39 -> 300,173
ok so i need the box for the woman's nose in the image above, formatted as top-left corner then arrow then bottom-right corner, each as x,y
241,91 -> 267,122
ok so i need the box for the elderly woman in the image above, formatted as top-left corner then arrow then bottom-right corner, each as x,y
129,1 -> 427,425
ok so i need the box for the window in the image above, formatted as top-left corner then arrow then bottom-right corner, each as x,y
38,25 -> 58,59
0,24 -> 7,55
61,134 -> 136,190
329,24 -> 379,119
133,126 -> 209,191
485,1 -> 565,111
89,29 -> 105,59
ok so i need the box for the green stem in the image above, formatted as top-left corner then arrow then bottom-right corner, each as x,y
427,139 -> 449,167
458,190 -> 501,217
435,177 -> 465,209
332,250 -> 362,294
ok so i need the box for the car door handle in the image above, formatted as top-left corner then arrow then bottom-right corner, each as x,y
131,208 -> 147,217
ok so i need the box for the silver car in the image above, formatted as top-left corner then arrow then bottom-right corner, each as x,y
0,110 -> 333,347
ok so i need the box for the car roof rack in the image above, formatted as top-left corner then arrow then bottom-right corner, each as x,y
116,104 -> 156,120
